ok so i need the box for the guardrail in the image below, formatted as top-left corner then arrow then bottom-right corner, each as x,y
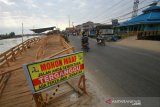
0,37 -> 40,97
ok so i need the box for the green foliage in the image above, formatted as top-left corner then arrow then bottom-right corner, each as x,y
9,32 -> 15,37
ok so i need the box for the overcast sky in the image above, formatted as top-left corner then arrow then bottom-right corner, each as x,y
0,0 -> 154,34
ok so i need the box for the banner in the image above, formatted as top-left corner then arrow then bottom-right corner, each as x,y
23,51 -> 84,93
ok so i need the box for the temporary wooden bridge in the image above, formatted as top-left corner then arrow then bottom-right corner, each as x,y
0,35 -> 86,107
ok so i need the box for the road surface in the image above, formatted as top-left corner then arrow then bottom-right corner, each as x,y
69,35 -> 160,97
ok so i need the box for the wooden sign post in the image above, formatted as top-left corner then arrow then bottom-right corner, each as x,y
33,93 -> 46,107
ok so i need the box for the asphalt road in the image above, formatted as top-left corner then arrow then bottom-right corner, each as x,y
69,35 -> 160,97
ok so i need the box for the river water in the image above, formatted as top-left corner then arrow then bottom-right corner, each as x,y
0,36 -> 38,53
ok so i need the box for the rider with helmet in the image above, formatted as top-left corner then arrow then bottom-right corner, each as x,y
81,31 -> 89,51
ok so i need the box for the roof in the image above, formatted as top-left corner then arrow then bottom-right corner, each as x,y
30,26 -> 56,33
143,5 -> 160,13
118,5 -> 160,27
65,27 -> 74,31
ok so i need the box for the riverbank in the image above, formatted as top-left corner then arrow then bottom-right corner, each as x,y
0,36 -> 40,53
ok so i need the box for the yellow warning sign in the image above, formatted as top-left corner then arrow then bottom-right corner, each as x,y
23,52 -> 84,93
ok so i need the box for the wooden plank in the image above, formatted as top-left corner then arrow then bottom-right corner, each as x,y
2,87 -> 30,96
4,81 -> 27,89
4,84 -> 30,94
6,53 -> 13,61
0,83 -> 5,96
11,49 -> 16,61
0,49 -> 11,57
13,47 -> 19,52
0,76 -> 4,89
1,90 -> 31,100
0,95 -> 33,107
0,65 -> 22,75
0,75 -> 3,82
4,54 -> 9,67
0,61 -> 7,68
44,47 -> 74,60
0,91 -> 31,102
0,73 -> 11,97
47,90 -> 74,107
0,56 -> 6,62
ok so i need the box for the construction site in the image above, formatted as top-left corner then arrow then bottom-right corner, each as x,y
0,0 -> 160,107
0,34 -> 107,107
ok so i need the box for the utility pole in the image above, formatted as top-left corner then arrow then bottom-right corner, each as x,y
22,23 -> 24,43
132,0 -> 139,18
33,26 -> 34,36
68,15 -> 70,28
72,22 -> 74,28
56,23 -> 59,29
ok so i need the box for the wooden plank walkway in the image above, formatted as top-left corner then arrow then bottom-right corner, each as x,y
0,35 -> 68,107
0,35 -> 97,107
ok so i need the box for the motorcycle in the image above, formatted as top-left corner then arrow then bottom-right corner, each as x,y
82,43 -> 90,52
97,36 -> 106,46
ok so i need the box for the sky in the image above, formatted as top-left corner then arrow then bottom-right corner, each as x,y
0,0 -> 155,34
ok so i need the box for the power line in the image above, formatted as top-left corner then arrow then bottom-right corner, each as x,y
94,2 -> 133,22
75,0 -> 152,25
116,4 -> 149,19
75,0 -> 127,24
98,0 -> 150,23
88,0 -> 126,21
76,0 -> 148,25
92,0 -> 133,22
100,2 -> 150,24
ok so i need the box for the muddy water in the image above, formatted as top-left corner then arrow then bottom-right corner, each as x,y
0,36 -> 38,53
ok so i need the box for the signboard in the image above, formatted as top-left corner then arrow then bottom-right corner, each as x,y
23,51 -> 84,93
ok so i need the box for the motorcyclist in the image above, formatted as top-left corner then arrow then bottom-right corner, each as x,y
97,34 -> 105,46
97,35 -> 103,43
97,31 -> 103,43
81,31 -> 89,51
96,28 -> 100,43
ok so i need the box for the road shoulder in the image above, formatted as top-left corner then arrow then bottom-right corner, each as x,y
112,36 -> 160,53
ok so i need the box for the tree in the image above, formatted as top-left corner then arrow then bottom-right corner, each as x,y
9,32 -> 15,38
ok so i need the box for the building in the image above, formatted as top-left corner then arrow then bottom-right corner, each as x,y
75,21 -> 101,36
65,27 -> 75,35
75,25 -> 83,36
82,21 -> 94,32
115,1 -> 160,40
96,25 -> 113,35
94,25 -> 115,41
